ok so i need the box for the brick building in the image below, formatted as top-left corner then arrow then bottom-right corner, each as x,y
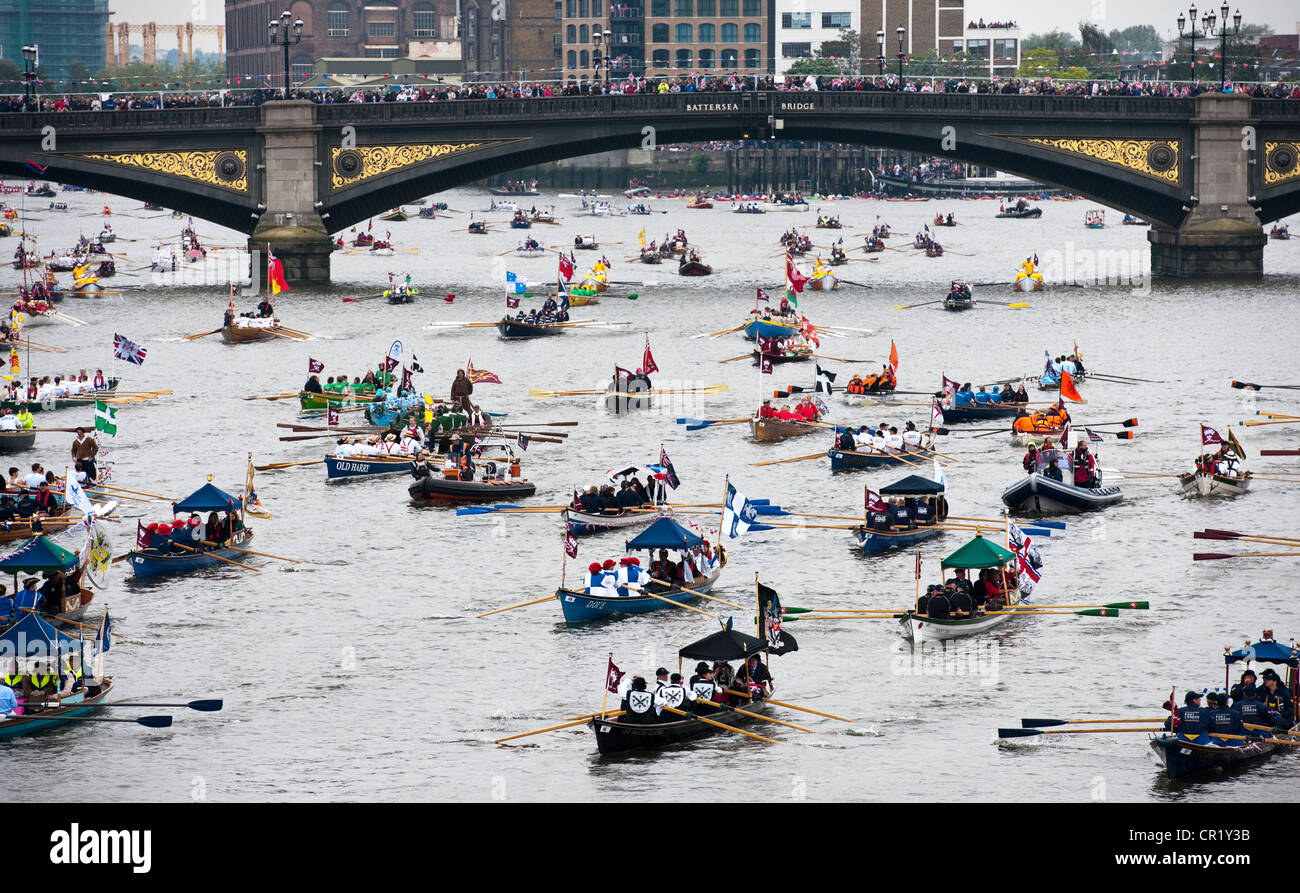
462,0 -> 564,81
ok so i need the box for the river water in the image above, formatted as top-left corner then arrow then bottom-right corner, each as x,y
2,186 -> 1298,802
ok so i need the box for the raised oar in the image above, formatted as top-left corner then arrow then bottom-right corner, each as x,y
244,392 -> 300,401
476,593 -> 558,617
749,452 -> 826,467
645,577 -> 744,610
723,689 -> 853,723
11,714 -> 173,728
182,328 -> 223,341
696,323 -> 748,338
493,710 -> 626,744
1255,411 -> 1300,420
998,726 -> 1161,738
982,608 -> 1122,617
1193,551 -> 1300,560
892,299 -> 943,310
718,353 -> 752,364
199,540 -> 301,564
696,699 -> 813,732
1021,716 -> 1163,728
660,705 -> 777,743
170,541 -> 260,572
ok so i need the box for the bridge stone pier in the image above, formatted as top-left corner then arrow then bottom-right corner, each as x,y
1,91 -> 1297,285
1148,94 -> 1269,279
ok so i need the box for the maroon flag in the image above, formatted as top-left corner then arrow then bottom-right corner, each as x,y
136,520 -> 151,550
401,366 -> 413,392
1201,424 -> 1224,446
506,295 -> 520,309
756,287 -> 770,302
615,366 -> 633,381
308,357 -> 324,373
564,532 -> 579,558
864,487 -> 887,514
327,407 -> 340,427
642,341 -> 659,375
761,355 -> 773,375
384,355 -> 399,373
915,549 -> 922,581
942,374 -> 959,395
606,656 -> 625,695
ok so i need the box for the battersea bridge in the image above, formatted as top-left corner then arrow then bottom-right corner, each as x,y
1,91 -> 1298,283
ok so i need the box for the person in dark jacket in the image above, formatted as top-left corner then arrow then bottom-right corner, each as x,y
1206,691 -> 1245,740
616,481 -> 640,509
1165,690 -> 1208,734
1229,669 -> 1258,703
578,486 -> 601,514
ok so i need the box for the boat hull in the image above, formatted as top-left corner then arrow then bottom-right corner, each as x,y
899,609 -> 1018,641
589,697 -> 767,754
1001,474 -> 1123,513
1179,471 -> 1251,497
1150,725 -> 1297,780
409,475 -> 537,504
562,506 -> 668,536
751,417 -> 820,443
743,318 -> 801,341
1014,275 -> 1044,291
940,403 -> 1025,423
497,318 -> 566,339
828,438 -> 936,471
325,455 -> 414,480
221,324 -> 283,344
130,528 -> 254,577
0,679 -> 114,739
558,571 -> 718,624
678,262 -> 713,276
0,429 -> 37,452
855,524 -> 943,554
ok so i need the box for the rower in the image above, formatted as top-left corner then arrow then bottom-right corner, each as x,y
655,673 -> 691,715
619,676 -> 659,724
884,426 -> 904,454
1231,685 -> 1275,735
688,663 -> 719,714
304,375 -> 323,394
1166,691 -> 1208,736
902,421 -> 922,449
1206,691 -> 1245,741
653,667 -> 670,695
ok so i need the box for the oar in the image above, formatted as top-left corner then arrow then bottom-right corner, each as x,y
1193,551 -> 1300,560
1195,531 -> 1300,547
1021,716 -> 1163,728
634,588 -> 717,618
41,698 -> 224,712
696,323 -> 747,339
182,328 -> 222,341
10,714 -> 173,728
170,541 -> 260,571
718,353 -> 751,364
645,577 -> 744,610
1090,373 -> 1164,383
255,459 -> 325,471
892,299 -> 943,310
723,689 -> 852,723
1260,449 -> 1300,456
493,710 -> 626,743
1231,380 -> 1300,391
1198,528 -> 1300,544
998,726 -> 1162,738
696,699 -> 813,732
476,593 -> 559,617
749,452 -> 826,467
199,540 -> 300,564
85,483 -> 170,500
660,705 -> 777,743
679,417 -> 749,430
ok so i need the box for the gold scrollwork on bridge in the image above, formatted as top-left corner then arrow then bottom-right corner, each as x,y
329,141 -> 522,191
76,150 -> 248,192
997,137 -> 1181,185
1263,142 -> 1300,186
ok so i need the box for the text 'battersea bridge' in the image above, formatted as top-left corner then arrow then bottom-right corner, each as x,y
1,90 -> 1298,283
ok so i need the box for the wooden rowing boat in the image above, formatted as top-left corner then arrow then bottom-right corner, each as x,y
751,416 -> 822,443
497,317 -> 566,339
589,696 -> 768,754
0,428 -> 36,453
409,473 -> 536,504
221,322 -> 297,344
1178,470 -> 1252,498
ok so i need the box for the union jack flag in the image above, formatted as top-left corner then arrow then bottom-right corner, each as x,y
112,333 -> 147,365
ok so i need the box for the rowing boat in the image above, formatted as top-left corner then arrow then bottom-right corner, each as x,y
0,678 -> 114,740
409,472 -> 536,504
299,388 -> 373,411
0,428 -> 36,452
899,534 -> 1024,641
0,380 -> 120,414
828,432 -> 937,471
938,401 -> 1026,423
325,454 -> 415,481
221,321 -> 297,344
497,317 -> 567,339
589,696 -> 768,754
1178,470 -> 1252,498
128,482 -> 250,577
678,259 -> 713,276
742,316 -> 802,341
751,416 -> 822,443
558,567 -> 720,624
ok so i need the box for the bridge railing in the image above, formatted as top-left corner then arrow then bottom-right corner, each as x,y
0,106 -> 261,134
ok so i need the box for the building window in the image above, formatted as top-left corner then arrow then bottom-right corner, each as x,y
652,23 -> 668,41
720,22 -> 737,41
556,1 -> 563,20
675,23 -> 692,42
743,22 -> 760,42
720,0 -> 737,14
966,38 -> 989,59
698,48 -> 714,67
673,0 -> 692,16
580,24 -> 589,41
994,38 -> 1017,59
369,21 -> 396,38
467,7 -> 477,37
492,41 -> 500,60
821,12 -> 851,29
698,23 -> 714,41
675,48 -> 692,68
364,47 -> 400,57
592,0 -> 601,14
781,13 -> 811,28
291,52 -> 313,81
721,48 -> 738,67
567,24 -> 576,40
555,33 -> 563,52
567,0 -> 576,14
328,1 -> 349,36
651,0 -> 668,14
580,0 -> 588,15
580,49 -> 590,66
743,47 -> 759,67
652,49 -> 669,67
742,0 -> 759,16
413,3 -> 438,36
697,0 -> 715,15
781,42 -> 810,58
567,49 -> 577,67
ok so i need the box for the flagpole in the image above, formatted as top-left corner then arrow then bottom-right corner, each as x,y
718,473 -> 729,546
600,652 -> 611,720
915,547 -> 921,611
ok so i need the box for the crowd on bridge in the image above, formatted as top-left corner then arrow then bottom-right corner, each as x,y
3,72 -> 1298,114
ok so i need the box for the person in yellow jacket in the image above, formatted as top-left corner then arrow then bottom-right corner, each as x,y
16,408 -> 33,429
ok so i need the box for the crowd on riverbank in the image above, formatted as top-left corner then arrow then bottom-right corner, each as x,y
3,72 -> 1298,113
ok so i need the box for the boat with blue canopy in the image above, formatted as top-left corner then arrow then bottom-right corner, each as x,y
0,611 -> 114,739
1150,634 -> 1300,780
555,517 -> 723,624
127,481 -> 253,578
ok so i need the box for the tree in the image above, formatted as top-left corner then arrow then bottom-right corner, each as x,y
1022,29 -> 1079,53
67,61 -> 92,89
909,51 -> 985,79
788,58 -> 845,77
1107,24 -> 1161,56
0,59 -> 22,91
1016,48 -> 1060,78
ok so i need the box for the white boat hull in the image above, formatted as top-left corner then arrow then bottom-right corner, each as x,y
1179,471 -> 1251,497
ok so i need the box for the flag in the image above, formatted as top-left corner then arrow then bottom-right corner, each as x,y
268,252 -> 289,295
517,433 -> 530,451
889,339 -> 899,370
1059,418 -> 1070,448
815,364 -> 836,395
761,355 -> 773,375
64,466 -> 93,516
1059,370 -> 1087,403
400,367 -> 413,393
1201,424 -> 1223,446
642,341 -> 659,375
800,317 -> 819,348
98,608 -> 112,656
933,457 -> 946,489
506,295 -> 520,309
387,340 -> 403,363
1085,427 -> 1103,443
721,480 -> 757,539
509,281 -> 527,294
327,407 -> 340,426
638,228 -> 645,248
9,348 -> 17,376
245,457 -> 271,519
659,447 -> 679,489
756,287 -> 770,303
942,374 -> 959,396
916,549 -> 922,581
606,656 -> 625,695
931,400 -> 945,428
812,395 -> 828,416
565,532 -> 579,559
864,487 -> 887,514
383,355 -> 399,374
410,355 -> 424,374
615,366 -> 633,382
444,294 -> 455,303
757,582 -> 785,648
24,159 -> 47,175
136,520 -> 151,551
94,400 -> 116,437
1227,428 -> 1246,459
786,256 -> 809,293
506,271 -> 519,282
467,360 -> 502,385
558,253 -> 574,281
308,357 -> 324,374
112,332 -> 147,365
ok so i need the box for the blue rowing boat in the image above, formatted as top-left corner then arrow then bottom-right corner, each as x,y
0,681 -> 113,739
856,524 -> 943,554
131,527 -> 254,577
557,573 -> 718,624
743,317 -> 801,342
325,454 -> 413,481
127,481 -> 253,578
853,472 -> 948,554
938,402 -> 1025,423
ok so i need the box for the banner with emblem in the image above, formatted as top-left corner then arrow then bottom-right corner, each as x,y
865,487 -> 887,514
308,357 -> 324,373
605,656 -> 625,694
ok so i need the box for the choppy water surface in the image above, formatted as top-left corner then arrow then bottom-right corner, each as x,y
2,187 -> 1298,802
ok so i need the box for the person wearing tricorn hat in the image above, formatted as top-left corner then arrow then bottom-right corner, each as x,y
620,676 -> 658,724
13,577 -> 41,614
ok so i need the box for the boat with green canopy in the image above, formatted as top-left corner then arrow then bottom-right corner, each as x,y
0,535 -> 94,621
898,532 -> 1023,641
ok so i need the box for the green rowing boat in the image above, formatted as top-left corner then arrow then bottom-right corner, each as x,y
0,379 -> 120,414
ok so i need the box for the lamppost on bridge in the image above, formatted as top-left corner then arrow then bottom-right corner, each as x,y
1176,5 -> 1212,83
592,28 -> 612,87
876,30 -> 885,76
21,45 -> 37,112
268,10 -> 304,100
1202,4 -> 1242,92
895,26 -> 906,86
